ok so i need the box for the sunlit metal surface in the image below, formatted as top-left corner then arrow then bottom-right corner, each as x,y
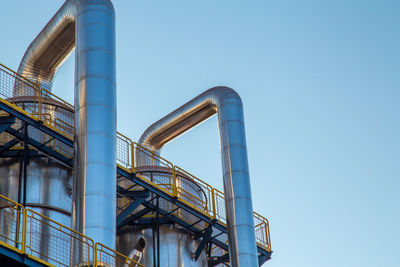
14,0 -> 117,250
138,86 -> 259,266
73,0 -> 117,250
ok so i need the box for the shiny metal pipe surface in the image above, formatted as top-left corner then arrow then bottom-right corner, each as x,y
73,0 -> 116,250
16,0 -> 77,92
138,87 -> 258,266
16,0 -> 117,249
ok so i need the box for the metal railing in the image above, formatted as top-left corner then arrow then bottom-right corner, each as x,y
0,194 -> 24,254
254,212 -> 272,252
0,194 -> 143,267
96,242 -> 144,267
0,62 -> 272,252
25,209 -> 94,267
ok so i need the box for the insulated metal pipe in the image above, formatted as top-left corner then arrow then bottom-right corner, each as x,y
16,0 -> 116,249
138,87 -> 258,266
16,1 -> 77,92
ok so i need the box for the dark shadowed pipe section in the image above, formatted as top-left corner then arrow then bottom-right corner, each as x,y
16,0 -> 117,249
138,87 -> 259,266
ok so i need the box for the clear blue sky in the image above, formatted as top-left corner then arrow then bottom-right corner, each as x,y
1,1 -> 399,266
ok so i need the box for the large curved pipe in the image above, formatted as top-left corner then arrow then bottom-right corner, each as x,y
16,0 -> 117,249
16,1 -> 76,92
138,87 -> 258,266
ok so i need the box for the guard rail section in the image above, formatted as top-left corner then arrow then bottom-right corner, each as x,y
0,194 -> 144,267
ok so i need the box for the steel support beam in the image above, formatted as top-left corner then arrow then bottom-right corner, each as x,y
0,101 -> 73,147
194,224 -> 213,261
0,115 -> 15,133
5,126 -> 72,166
0,139 -> 20,154
209,253 -> 229,266
258,251 -> 272,266
0,245 -> 48,267
117,190 -> 150,228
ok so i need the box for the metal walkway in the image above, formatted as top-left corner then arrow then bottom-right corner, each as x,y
0,63 -> 272,266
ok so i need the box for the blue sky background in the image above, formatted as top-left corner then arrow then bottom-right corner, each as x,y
1,1 -> 399,266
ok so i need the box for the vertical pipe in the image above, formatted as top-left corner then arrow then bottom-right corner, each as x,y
217,91 -> 258,266
73,0 -> 116,248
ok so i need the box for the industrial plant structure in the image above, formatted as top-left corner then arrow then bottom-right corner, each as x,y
0,0 -> 272,266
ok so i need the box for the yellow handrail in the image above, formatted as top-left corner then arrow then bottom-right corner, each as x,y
0,63 -> 40,90
0,194 -> 25,255
95,242 -> 145,267
25,208 -> 95,266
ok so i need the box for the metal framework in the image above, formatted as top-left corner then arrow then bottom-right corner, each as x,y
0,63 -> 272,266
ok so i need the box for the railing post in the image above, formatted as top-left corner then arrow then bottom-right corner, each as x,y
211,188 -> 216,219
131,142 -> 135,173
94,243 -> 97,267
267,222 -> 271,251
22,208 -> 26,254
38,87 -> 42,121
264,222 -> 268,250
172,166 -> 178,197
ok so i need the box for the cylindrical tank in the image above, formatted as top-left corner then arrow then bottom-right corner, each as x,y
0,96 -> 73,263
117,166 -> 208,266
